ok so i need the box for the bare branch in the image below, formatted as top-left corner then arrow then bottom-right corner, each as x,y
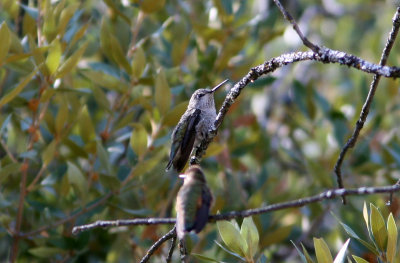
72,217 -> 176,235
272,0 -> 320,53
139,226 -> 177,263
72,184 -> 400,233
166,235 -> 177,263
210,184 -> 400,221
334,7 -> 400,198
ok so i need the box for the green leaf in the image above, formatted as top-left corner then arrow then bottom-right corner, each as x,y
240,217 -> 259,258
55,41 -> 88,78
67,161 -> 87,199
82,70 -> 126,92
42,0 -> 57,41
45,39 -> 62,75
70,23 -> 89,47
100,20 -> 114,62
0,163 -> 21,184
338,221 -> 378,255
103,0 -> 130,23
370,204 -> 388,251
172,37 -> 189,66
291,241 -> 308,263
261,225 -> 292,247
0,114 -> 11,135
42,140 -> 57,166
214,240 -> 246,261
162,101 -> 189,127
57,4 -> 79,37
28,247 -> 65,258
130,123 -> 148,158
99,173 -> 120,191
96,141 -> 112,175
60,172 -> 70,196
0,22 -> 11,65
217,220 -> 248,257
191,253 -> 222,262
333,239 -> 350,263
55,100 -> 68,135
130,153 -> 162,177
314,238 -> 333,263
131,46 -> 146,78
155,68 -> 171,115
352,256 -> 369,263
139,0 -> 166,13
78,106 -> 96,143
301,243 -> 315,263
0,68 -> 38,107
109,35 -> 132,74
363,202 -> 369,230
387,213 -> 397,263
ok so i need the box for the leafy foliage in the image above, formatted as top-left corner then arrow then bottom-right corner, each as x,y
0,0 -> 400,262
294,203 -> 400,263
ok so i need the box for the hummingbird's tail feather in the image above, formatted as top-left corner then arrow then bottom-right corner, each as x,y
165,159 -> 173,172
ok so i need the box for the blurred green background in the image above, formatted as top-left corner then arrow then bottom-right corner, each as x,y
1,0 -> 400,262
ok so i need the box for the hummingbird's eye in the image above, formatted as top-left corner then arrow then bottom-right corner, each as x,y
198,93 -> 205,98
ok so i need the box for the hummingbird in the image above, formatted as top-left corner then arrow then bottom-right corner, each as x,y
166,79 -> 229,172
175,165 -> 213,240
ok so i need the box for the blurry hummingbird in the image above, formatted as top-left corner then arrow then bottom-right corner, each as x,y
166,79 -> 229,172
175,165 -> 213,240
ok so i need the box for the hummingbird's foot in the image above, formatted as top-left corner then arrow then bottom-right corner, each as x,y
189,155 -> 200,165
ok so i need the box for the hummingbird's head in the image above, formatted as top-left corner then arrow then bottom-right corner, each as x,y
180,165 -> 207,183
188,79 -> 229,110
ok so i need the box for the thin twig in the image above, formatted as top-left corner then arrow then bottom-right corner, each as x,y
72,184 -> 400,233
166,235 -> 177,263
139,227 -> 177,263
333,7 -> 400,200
272,0 -> 320,53
179,239 -> 188,263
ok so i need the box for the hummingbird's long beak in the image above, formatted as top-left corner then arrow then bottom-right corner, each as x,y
210,79 -> 229,93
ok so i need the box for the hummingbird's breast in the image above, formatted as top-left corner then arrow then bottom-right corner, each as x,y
196,109 -> 216,140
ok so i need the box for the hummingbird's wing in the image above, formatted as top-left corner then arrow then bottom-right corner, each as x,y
176,181 -> 202,239
193,185 -> 213,233
166,109 -> 201,172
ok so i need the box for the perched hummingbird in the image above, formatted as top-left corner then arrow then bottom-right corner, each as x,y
166,79 -> 229,172
175,165 -> 213,240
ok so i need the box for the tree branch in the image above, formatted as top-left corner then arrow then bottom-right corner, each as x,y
72,217 -> 176,235
272,0 -> 320,53
334,7 -> 400,200
209,184 -> 400,221
72,184 -> 400,233
139,226 -> 176,263
166,234 -> 177,263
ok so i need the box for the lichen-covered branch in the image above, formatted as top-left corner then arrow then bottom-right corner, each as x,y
190,49 -> 400,165
72,184 -> 400,234
72,217 -> 176,235
209,184 -> 400,221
